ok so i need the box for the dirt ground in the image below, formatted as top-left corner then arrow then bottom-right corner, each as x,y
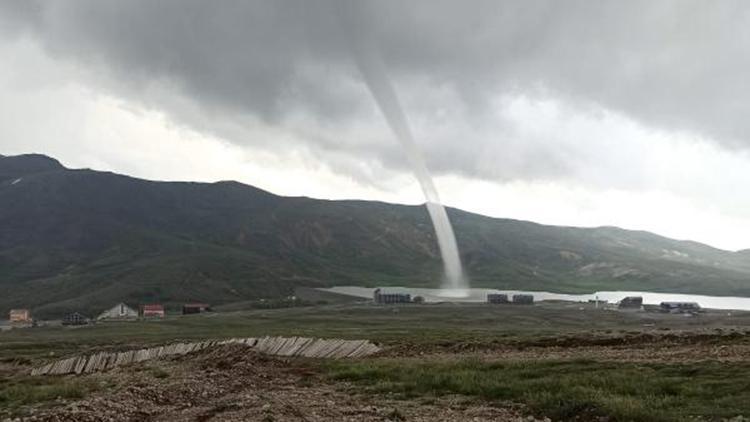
16,345 -> 541,422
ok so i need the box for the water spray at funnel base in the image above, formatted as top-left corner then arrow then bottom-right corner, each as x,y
346,17 -> 469,297
425,202 -> 468,297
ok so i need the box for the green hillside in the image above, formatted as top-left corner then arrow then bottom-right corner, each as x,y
2,153 -> 750,317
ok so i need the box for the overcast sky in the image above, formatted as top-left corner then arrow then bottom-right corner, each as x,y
2,0 -> 750,250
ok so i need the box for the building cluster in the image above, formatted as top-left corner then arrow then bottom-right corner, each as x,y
95,302 -> 212,320
617,296 -> 702,314
486,293 -> 535,305
5,301 -> 213,328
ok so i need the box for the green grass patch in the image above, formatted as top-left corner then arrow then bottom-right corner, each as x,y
0,375 -> 102,416
325,358 -> 750,421
6,303 -> 749,362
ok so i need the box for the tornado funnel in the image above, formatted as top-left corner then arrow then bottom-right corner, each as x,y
339,3 -> 469,296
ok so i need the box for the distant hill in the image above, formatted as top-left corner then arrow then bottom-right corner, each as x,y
2,153 -> 750,317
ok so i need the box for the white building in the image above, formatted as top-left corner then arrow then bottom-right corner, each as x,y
97,303 -> 138,320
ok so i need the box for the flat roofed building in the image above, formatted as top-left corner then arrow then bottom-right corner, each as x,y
618,296 -> 643,309
487,294 -> 509,304
512,294 -> 534,304
660,302 -> 701,313
373,288 -> 411,304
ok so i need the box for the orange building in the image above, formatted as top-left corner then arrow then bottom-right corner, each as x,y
9,309 -> 31,323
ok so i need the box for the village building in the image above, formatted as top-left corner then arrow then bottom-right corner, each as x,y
660,302 -> 701,314
487,293 -> 509,304
141,304 -> 165,318
512,294 -> 534,304
618,296 -> 643,309
182,303 -> 211,315
97,303 -> 138,320
9,309 -> 31,323
373,288 -> 411,304
62,312 -> 89,326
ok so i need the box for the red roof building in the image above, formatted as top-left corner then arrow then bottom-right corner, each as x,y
141,304 -> 165,318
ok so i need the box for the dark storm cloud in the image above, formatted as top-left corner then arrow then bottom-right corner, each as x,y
2,0 -> 750,182
0,1 -> 349,119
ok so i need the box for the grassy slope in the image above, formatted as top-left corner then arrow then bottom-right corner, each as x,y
3,154 -> 750,317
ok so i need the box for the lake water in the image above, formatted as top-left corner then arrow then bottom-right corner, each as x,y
321,286 -> 750,311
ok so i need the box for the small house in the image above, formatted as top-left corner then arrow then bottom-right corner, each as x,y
62,312 -> 89,326
618,296 -> 643,309
373,288 -> 411,304
512,294 -> 534,305
487,294 -> 509,304
182,303 -> 211,315
9,309 -> 31,323
141,304 -> 165,318
660,302 -> 701,314
97,303 -> 138,320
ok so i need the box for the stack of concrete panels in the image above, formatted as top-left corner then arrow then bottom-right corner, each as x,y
31,336 -> 380,376
248,336 -> 380,358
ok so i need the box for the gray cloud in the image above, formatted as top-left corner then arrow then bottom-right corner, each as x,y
1,0 -> 750,185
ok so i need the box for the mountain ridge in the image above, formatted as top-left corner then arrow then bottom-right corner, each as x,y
2,153 -> 750,317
